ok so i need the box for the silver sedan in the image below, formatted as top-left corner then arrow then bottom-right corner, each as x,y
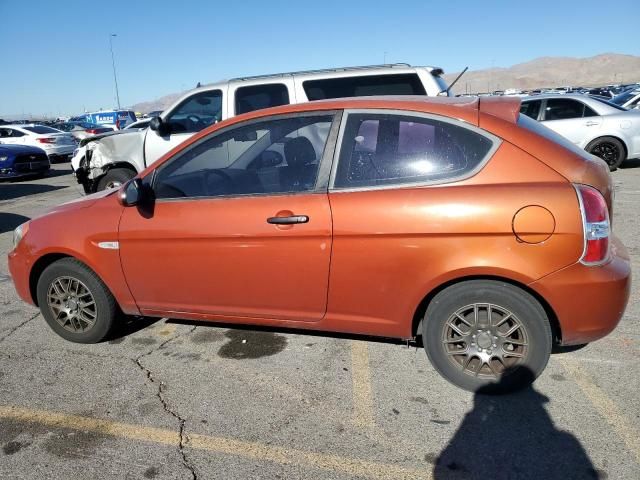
520,94 -> 640,170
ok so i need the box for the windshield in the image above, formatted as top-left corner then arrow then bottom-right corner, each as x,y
589,96 -> 628,111
611,90 -> 638,106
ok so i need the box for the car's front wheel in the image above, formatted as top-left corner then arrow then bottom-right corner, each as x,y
36,258 -> 117,343
422,280 -> 552,393
97,167 -> 136,191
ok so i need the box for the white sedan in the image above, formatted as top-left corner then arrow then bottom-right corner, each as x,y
520,94 -> 640,170
0,124 -> 77,162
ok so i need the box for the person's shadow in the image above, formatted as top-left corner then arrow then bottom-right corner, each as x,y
433,368 -> 603,480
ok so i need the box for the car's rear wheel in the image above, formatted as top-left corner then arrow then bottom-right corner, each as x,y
422,280 -> 552,394
97,167 -> 136,191
36,258 -> 117,343
586,136 -> 626,171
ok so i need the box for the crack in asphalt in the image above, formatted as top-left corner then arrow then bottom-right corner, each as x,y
0,312 -> 39,344
134,325 -> 198,480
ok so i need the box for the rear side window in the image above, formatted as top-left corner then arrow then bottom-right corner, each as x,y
520,100 -> 541,120
235,84 -> 290,115
334,113 -> 495,189
543,99 -> 595,121
303,74 -> 426,101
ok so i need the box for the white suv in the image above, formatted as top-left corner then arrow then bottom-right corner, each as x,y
72,63 -> 449,192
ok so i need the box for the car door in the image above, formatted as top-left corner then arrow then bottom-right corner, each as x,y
143,88 -> 226,167
119,111 -> 340,321
541,98 -> 602,145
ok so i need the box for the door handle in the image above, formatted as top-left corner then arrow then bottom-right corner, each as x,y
585,121 -> 599,126
267,215 -> 309,225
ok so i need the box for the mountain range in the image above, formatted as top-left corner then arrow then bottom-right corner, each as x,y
131,53 -> 640,113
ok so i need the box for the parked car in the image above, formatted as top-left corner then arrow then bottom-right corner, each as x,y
0,144 -> 50,179
610,89 -> 640,110
8,96 -> 630,393
519,94 -> 640,170
587,87 -> 614,99
124,118 -> 151,130
52,121 -> 114,141
71,63 -> 450,192
0,124 -> 76,162
69,110 -> 137,130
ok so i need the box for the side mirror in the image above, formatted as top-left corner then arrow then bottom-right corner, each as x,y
118,178 -> 143,207
149,116 -> 170,136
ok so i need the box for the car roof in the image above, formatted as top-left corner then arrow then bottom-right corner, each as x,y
208,95 -> 522,129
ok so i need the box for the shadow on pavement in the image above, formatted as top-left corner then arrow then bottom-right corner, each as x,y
432,368 -> 602,480
0,213 -> 31,234
106,315 -> 161,343
620,158 -> 640,169
0,183 -> 66,201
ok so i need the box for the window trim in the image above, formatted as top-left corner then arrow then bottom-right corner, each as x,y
328,109 -> 501,193
151,110 -> 342,203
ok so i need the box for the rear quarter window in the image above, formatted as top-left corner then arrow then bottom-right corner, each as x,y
333,112 -> 497,189
303,74 -> 426,101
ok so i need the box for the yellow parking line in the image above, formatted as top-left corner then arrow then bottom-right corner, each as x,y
351,341 -> 375,428
561,360 -> 640,464
0,405 -> 429,479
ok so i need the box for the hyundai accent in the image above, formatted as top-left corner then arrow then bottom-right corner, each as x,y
8,96 -> 631,393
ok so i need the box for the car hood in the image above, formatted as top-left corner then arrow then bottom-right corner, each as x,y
79,129 -> 136,146
45,188 -> 118,216
0,144 -> 46,156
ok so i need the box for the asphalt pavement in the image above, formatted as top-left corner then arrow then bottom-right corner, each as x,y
0,162 -> 639,479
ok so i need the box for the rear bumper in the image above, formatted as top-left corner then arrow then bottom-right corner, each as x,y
529,236 -> 631,345
42,145 -> 76,158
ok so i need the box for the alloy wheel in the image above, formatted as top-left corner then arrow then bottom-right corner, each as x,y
47,276 -> 98,333
590,142 -> 619,166
442,303 -> 528,378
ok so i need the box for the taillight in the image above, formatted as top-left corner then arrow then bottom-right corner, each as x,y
575,184 -> 610,265
36,137 -> 56,144
86,129 -> 99,134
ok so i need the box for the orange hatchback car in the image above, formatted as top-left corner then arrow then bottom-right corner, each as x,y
8,96 -> 631,392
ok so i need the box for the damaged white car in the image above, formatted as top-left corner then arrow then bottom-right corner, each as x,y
71,63 -> 451,192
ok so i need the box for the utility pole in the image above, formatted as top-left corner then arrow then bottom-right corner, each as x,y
109,34 -> 121,110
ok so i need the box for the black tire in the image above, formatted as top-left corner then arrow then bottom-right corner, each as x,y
36,258 -> 117,343
586,136 -> 626,171
422,280 -> 552,394
96,168 -> 136,191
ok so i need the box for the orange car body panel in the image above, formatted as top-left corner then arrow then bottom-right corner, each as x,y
118,193 -> 332,320
7,97 -> 631,345
8,193 -> 139,315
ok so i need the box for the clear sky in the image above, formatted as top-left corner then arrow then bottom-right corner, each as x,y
1,0 -> 638,117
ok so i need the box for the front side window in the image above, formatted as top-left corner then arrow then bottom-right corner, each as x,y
235,84 -> 290,115
543,99 -> 587,121
166,90 -> 223,134
520,100 -> 541,120
334,113 -> 495,189
155,114 -> 334,199
303,74 -> 426,101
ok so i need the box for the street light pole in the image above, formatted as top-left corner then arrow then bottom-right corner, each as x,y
109,34 -> 121,110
